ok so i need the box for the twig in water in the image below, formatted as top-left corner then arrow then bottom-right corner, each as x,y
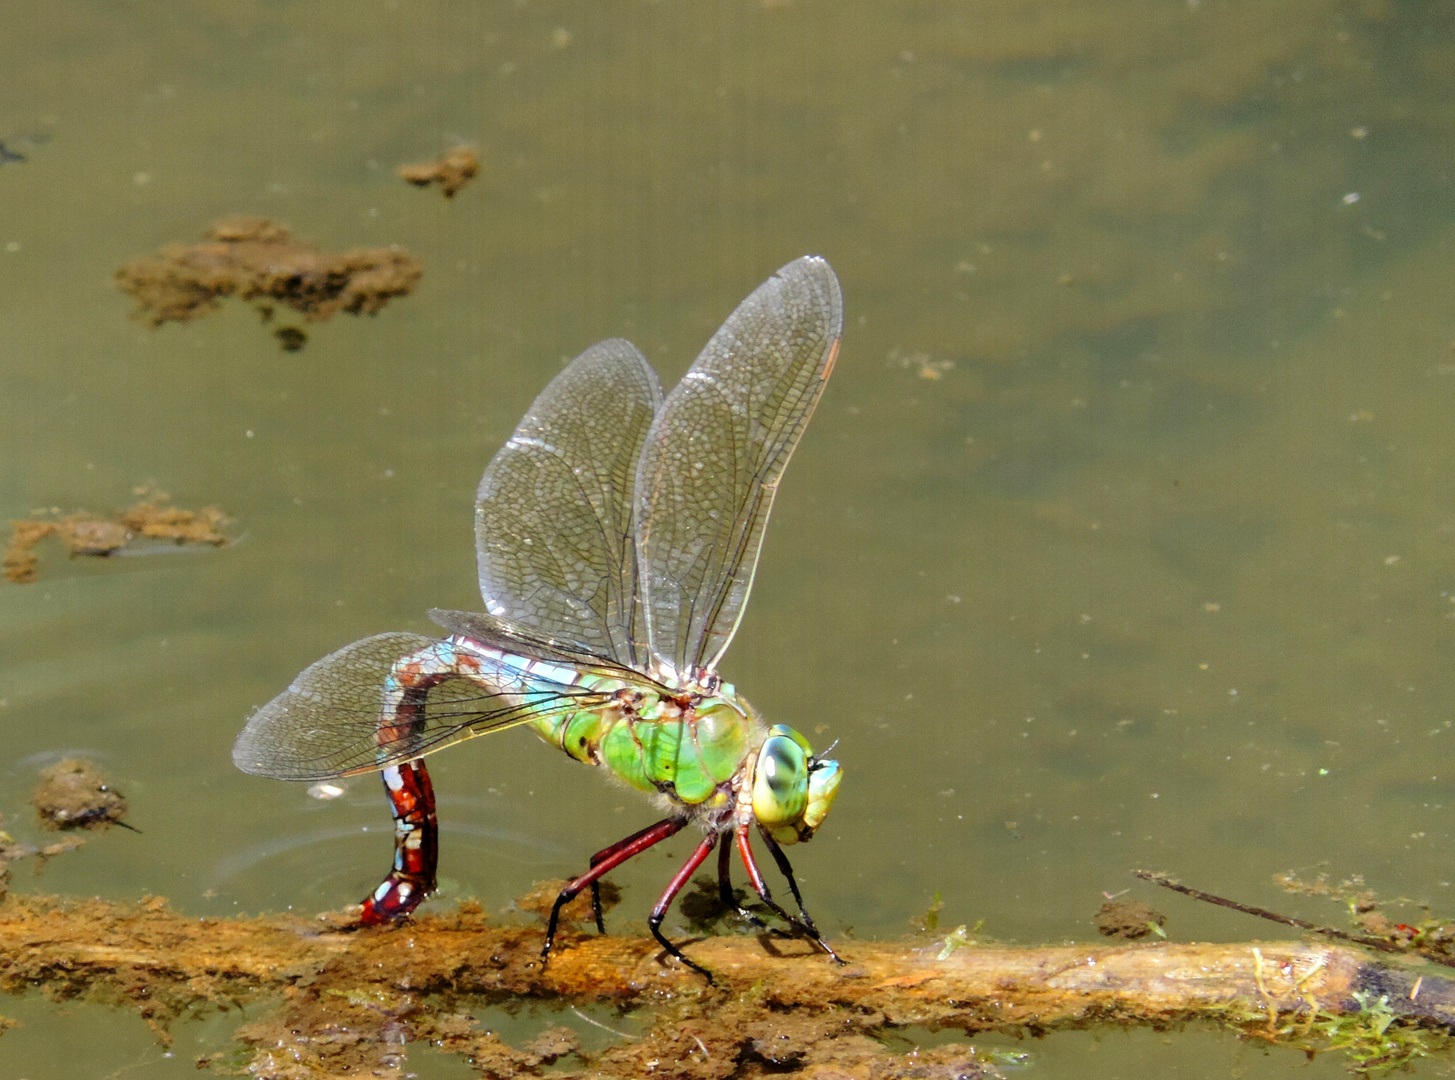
1132,870 -> 1455,970
570,1006 -> 637,1041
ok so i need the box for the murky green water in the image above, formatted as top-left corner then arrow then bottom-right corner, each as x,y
4,0 -> 1455,1075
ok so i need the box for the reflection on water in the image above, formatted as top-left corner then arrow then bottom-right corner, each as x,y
208,818 -> 568,895
4,0 -> 1455,1076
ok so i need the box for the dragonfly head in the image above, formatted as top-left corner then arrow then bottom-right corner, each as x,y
751,724 -> 843,845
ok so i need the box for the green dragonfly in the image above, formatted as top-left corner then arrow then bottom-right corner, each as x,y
233,256 -> 844,979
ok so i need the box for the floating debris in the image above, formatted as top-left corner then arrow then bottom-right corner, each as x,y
0,129 -> 50,165
397,146 -> 479,198
507,877 -> 621,928
912,888 -> 945,932
115,217 -> 423,335
273,325 -> 307,351
0,812 -> 89,902
889,347 -> 956,380
33,758 -> 129,831
4,490 -> 229,584
1095,899 -> 1168,940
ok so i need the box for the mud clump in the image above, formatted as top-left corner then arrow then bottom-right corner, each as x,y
509,876 -> 622,927
397,146 -> 479,198
273,325 -> 307,352
33,758 -> 129,831
4,491 -> 229,584
1095,900 -> 1167,940
115,217 -> 422,339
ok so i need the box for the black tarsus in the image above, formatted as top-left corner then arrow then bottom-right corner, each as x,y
739,826 -> 843,963
543,816 -> 684,965
646,830 -> 720,984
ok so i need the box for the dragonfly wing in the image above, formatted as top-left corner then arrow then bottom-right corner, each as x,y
232,632 -> 616,782
635,256 -> 843,680
475,339 -> 663,669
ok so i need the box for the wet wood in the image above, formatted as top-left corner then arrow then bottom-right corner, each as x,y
0,893 -> 1449,1078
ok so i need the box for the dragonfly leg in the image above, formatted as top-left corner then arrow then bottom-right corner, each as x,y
647,831 -> 720,984
756,824 -> 824,937
735,825 -> 841,962
586,818 -> 682,935
716,827 -> 794,940
543,817 -> 683,962
358,760 -> 438,925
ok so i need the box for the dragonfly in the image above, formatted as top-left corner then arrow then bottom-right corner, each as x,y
233,256 -> 845,980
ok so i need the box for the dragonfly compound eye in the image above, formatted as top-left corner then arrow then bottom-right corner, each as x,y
752,734 -> 809,830
803,757 -> 842,833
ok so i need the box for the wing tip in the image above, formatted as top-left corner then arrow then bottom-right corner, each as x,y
775,255 -> 844,333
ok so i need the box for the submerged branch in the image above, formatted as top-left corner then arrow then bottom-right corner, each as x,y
1,893 -> 1452,1078
1133,869 -> 1437,964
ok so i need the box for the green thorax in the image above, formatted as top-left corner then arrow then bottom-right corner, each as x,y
529,675 -> 763,807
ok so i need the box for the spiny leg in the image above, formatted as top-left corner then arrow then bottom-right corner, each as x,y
544,817 -> 684,962
358,760 -> 438,925
757,824 -> 827,939
735,825 -> 841,962
647,830 -> 720,984
586,818 -> 677,935
717,827 -> 793,940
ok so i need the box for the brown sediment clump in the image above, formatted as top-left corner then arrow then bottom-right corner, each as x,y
272,325 -> 307,351
114,217 -> 422,333
2,519 -> 54,583
33,758 -> 129,831
508,876 -> 622,926
4,491 -> 229,584
1095,899 -> 1167,940
397,146 -> 479,197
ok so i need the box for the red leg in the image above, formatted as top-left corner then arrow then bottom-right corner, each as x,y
716,829 -> 738,911
647,831 -> 721,982
586,818 -> 679,934
717,826 -> 794,940
736,824 -> 840,962
358,760 -> 438,925
544,817 -> 684,960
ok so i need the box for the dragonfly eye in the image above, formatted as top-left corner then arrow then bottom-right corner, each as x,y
803,757 -> 842,834
752,734 -> 809,830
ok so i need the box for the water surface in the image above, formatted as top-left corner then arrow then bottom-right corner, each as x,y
4,1 -> 1455,1076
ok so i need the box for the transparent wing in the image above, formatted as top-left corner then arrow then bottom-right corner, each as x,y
231,632 -> 622,782
635,256 -> 843,680
475,339 -> 662,668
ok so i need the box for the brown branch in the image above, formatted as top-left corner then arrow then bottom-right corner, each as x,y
1133,869 -> 1455,967
1,893 -> 1452,1079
